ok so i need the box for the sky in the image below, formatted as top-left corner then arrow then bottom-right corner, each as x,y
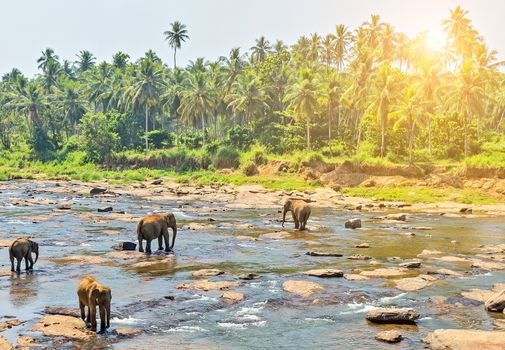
1,0 -> 503,77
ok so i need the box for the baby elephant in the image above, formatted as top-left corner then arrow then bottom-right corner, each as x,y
9,237 -> 39,272
282,199 -> 311,231
137,212 -> 177,254
77,276 -> 112,333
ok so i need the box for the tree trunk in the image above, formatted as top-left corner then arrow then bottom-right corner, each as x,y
174,47 -> 177,71
201,112 -> 206,146
145,104 -> 149,152
427,118 -> 432,156
409,121 -> 414,164
380,119 -> 386,158
306,118 -> 311,151
463,110 -> 468,157
328,102 -> 332,157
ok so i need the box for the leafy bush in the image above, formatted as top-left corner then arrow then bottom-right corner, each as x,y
213,146 -> 240,169
227,125 -> 253,150
147,130 -> 175,149
241,161 -> 259,176
78,112 -> 119,163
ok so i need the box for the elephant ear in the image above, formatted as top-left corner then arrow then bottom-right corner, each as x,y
90,288 -> 100,304
166,213 -> 176,226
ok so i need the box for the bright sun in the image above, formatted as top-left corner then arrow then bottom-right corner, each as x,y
425,29 -> 447,52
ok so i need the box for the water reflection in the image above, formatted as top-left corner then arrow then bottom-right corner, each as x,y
9,271 -> 38,307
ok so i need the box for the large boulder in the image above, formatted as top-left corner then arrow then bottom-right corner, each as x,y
90,187 -> 107,195
345,218 -> 361,229
423,329 -> 505,350
485,290 -> 505,312
366,308 -> 420,324
282,280 -> 324,297
395,275 -> 437,292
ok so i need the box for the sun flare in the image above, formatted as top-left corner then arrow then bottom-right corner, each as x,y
425,29 -> 447,52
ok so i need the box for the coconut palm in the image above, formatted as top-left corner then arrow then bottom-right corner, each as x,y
164,21 -> 189,70
37,48 -> 59,71
334,25 -> 352,71
112,52 -> 130,70
75,50 -> 96,72
227,71 -> 267,124
250,36 -> 271,64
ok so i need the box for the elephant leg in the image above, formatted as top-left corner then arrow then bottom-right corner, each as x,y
146,239 -> 152,254
79,302 -> 86,321
28,255 -> 34,270
157,235 -> 164,251
86,306 -> 91,323
162,226 -> 170,252
291,213 -> 299,229
300,220 -> 306,231
10,256 -> 14,272
16,258 -> 21,272
24,256 -> 29,270
90,304 -> 97,332
99,306 -> 106,333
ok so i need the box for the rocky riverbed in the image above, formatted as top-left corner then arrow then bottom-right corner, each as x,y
1,179 -> 505,349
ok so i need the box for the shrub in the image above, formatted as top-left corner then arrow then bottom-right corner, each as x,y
227,125 -> 253,150
78,112 -> 119,163
147,130 -> 175,149
213,146 -> 240,169
241,161 -> 259,176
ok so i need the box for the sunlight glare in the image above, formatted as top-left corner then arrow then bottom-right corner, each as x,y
425,29 -> 447,52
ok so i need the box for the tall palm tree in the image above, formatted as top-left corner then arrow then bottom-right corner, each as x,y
164,21 -> 189,70
321,34 -> 335,70
37,48 -> 59,71
87,61 -> 113,111
285,68 -> 320,150
334,25 -> 352,71
123,58 -> 166,151
308,33 -> 321,62
443,6 -> 478,60
321,72 -> 342,156
112,52 -> 130,70
178,71 -> 216,146
41,59 -> 61,94
7,80 -> 46,127
250,36 -> 271,64
390,87 -> 425,163
227,71 -> 267,124
75,50 -> 96,73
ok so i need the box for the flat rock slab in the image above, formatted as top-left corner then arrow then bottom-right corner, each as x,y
282,280 -> 324,297
306,251 -> 343,257
461,289 -> 495,303
471,260 -> 505,270
192,269 -> 224,277
130,256 -> 175,268
0,319 -> 25,331
44,306 -> 80,318
0,336 -> 12,350
176,280 -> 240,291
348,254 -> 371,260
344,274 -> 369,281
221,291 -> 246,302
417,250 -> 443,258
375,330 -> 403,343
30,315 -> 92,340
360,267 -> 408,278
433,268 -> 463,277
423,329 -> 505,350
435,256 -> 468,263
366,308 -> 420,324
303,269 -> 343,278
113,328 -> 141,338
399,260 -> 422,268
104,251 -> 146,260
261,231 -> 292,239
395,275 -> 437,292
52,255 -> 110,265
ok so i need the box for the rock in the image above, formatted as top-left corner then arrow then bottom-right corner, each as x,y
386,213 -> 407,221
0,337 -> 12,350
44,306 -> 80,318
399,260 -> 422,268
112,241 -> 137,251
235,235 -> 261,242
493,319 -> 505,330
423,329 -> 505,350
461,289 -> 495,303
435,256 -> 468,263
331,184 -> 341,192
360,267 -> 408,278
243,163 -> 259,176
16,336 -> 39,347
366,308 -> 420,324
282,280 -> 324,297
303,269 -> 343,278
57,202 -> 72,210
113,328 -> 141,338
348,254 -> 371,260
261,231 -> 293,239
459,208 -> 473,214
485,290 -> 505,312
30,315 -> 91,340
375,330 -> 403,343
355,243 -> 369,248
471,260 -> 505,270
53,255 -> 110,265
151,179 -> 163,185
90,187 -> 107,195
344,274 -> 369,281
417,249 -> 443,257
345,218 -> 361,229
306,251 -> 343,257
431,268 -> 463,277
238,273 -> 260,280
98,206 -> 113,212
221,291 -> 246,302
395,275 -> 437,292
192,269 -> 224,277
176,280 -> 240,291
0,319 -> 25,331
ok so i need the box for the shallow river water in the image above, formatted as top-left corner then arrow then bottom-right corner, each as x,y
0,181 -> 504,349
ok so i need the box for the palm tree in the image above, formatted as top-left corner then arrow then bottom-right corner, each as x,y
363,14 -> 384,51
273,40 -> 288,55
41,59 -> 61,93
37,48 -> 59,71
334,25 -> 352,71
443,6 -> 479,60
75,50 -> 96,72
123,58 -> 166,151
227,71 -> 267,124
321,72 -> 342,156
57,80 -> 87,134
308,33 -> 321,62
164,21 -> 189,70
285,68 -> 320,150
178,71 -> 216,145
250,36 -> 271,64
87,62 -> 113,111
7,80 -> 46,127
112,52 -> 130,70
390,87 -> 425,163
321,34 -> 335,70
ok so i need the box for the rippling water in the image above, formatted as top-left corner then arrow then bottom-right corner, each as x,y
0,181 -> 504,349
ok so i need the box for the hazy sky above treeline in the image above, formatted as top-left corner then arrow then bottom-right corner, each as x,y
1,0 -> 502,76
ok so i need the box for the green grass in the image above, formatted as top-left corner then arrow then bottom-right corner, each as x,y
176,170 -> 322,191
342,186 -> 499,205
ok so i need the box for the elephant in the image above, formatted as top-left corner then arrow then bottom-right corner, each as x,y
77,276 -> 112,333
137,213 -> 177,254
9,237 -> 39,272
281,199 -> 311,231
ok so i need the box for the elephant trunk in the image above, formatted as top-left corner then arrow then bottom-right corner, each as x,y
34,247 -> 39,264
170,226 -> 177,250
282,208 -> 287,227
